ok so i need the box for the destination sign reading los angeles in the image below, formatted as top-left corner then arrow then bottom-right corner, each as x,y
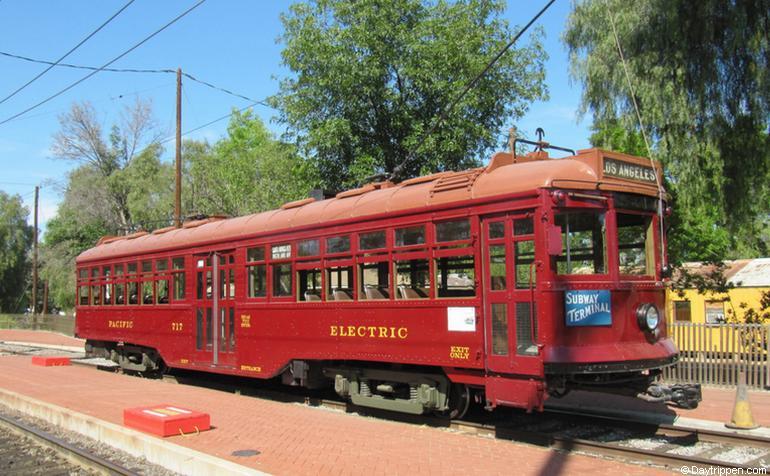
603,157 -> 656,184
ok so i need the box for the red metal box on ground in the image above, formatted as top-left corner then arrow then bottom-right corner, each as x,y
123,404 -> 211,437
30,356 -> 71,366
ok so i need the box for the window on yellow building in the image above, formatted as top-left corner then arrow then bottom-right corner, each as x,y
705,301 -> 726,325
674,301 -> 691,322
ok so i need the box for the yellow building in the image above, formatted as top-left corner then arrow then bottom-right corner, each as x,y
666,258 -> 770,325
665,258 -> 770,355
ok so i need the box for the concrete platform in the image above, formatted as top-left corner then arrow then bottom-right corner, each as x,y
0,355 -> 667,475
0,329 -> 84,349
2,329 -> 766,474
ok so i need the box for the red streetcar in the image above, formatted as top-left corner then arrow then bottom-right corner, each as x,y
75,145 -> 701,418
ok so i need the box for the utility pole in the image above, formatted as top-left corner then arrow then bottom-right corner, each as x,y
175,67 -> 182,228
32,185 -> 39,314
42,281 -> 48,315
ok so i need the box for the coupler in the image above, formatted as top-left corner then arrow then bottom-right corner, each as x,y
637,382 -> 702,409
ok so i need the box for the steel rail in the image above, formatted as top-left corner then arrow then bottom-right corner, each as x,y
543,406 -> 770,450
0,412 -> 138,476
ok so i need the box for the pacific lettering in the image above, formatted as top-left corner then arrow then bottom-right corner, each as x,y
108,320 -> 133,329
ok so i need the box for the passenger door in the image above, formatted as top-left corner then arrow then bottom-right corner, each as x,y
482,214 -> 543,376
193,251 -> 237,367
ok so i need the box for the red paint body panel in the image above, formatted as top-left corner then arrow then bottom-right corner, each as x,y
123,404 -> 210,437
31,356 -> 71,367
75,150 -> 678,412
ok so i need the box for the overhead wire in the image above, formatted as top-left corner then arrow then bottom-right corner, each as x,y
159,102 -> 262,144
0,0 -> 208,126
0,0 -> 136,106
0,50 -> 264,105
389,0 -> 557,181
604,0 -> 667,269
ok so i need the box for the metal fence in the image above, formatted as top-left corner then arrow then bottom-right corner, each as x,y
0,314 -> 75,336
662,321 -> 769,390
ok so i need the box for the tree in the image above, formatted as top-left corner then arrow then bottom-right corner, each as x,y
0,192 -> 32,312
272,0 -> 547,190
52,99 -> 164,230
186,110 -> 319,216
565,0 -> 770,262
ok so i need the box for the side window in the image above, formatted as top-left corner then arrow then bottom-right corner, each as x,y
395,259 -> 430,299
78,285 -> 89,306
127,262 -> 138,305
172,258 -> 186,301
272,264 -> 293,297
90,267 -> 101,305
359,230 -> 386,251
435,256 -> 476,298
298,268 -> 322,301
514,218 -> 536,289
555,212 -> 607,275
395,225 -> 425,247
156,259 -> 169,304
114,264 -> 125,304
435,219 -> 470,243
247,247 -> 267,298
327,266 -> 354,301
141,260 -> 153,304
298,239 -> 320,257
271,244 -> 293,298
617,213 -> 654,276
359,262 -> 390,300
102,266 -> 112,306
489,245 -> 506,290
77,268 -> 89,306
326,236 -> 351,254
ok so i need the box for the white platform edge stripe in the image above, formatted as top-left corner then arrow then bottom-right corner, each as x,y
0,387 -> 267,476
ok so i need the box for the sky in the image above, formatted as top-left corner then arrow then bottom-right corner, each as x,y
0,0 -> 590,234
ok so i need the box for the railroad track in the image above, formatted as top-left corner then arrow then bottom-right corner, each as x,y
154,368 -> 770,471
0,412 -> 137,476
454,411 -> 769,471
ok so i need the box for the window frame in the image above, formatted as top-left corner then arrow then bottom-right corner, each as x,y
393,249 -> 432,300
553,209 -> 609,277
615,210 -> 657,279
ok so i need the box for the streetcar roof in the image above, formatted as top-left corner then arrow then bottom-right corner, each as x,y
76,148 -> 663,263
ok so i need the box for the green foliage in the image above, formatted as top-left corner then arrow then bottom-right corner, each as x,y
272,0 -> 547,190
566,0 -> 770,262
0,192 -> 32,312
589,119 -> 645,157
113,143 -> 175,231
185,110 -> 319,216
41,167 -> 116,310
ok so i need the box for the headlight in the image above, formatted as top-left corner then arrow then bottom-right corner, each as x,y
637,303 -> 660,331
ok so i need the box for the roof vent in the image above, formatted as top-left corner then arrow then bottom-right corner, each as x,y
281,197 -> 316,210
431,169 -> 482,196
336,184 -> 375,199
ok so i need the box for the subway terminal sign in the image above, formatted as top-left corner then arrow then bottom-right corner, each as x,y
565,290 -> 611,326
603,157 -> 657,184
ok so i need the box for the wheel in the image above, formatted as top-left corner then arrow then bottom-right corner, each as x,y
447,383 -> 471,420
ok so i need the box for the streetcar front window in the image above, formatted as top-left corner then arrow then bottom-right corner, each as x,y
555,212 -> 607,275
617,213 -> 655,276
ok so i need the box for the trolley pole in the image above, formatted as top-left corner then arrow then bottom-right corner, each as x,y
175,68 -> 182,228
32,185 -> 39,314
